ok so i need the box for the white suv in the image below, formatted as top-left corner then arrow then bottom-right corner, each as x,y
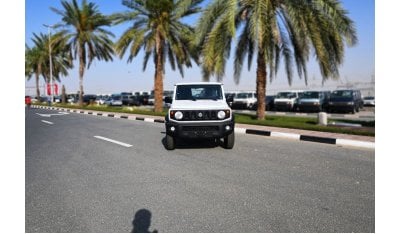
274,90 -> 303,111
165,82 -> 235,150
232,92 -> 257,109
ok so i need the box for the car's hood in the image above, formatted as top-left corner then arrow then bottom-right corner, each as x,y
274,98 -> 295,102
171,100 -> 229,110
299,98 -> 320,103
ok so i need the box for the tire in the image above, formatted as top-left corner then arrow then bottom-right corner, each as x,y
165,134 -> 175,150
351,106 -> 356,114
223,131 -> 235,149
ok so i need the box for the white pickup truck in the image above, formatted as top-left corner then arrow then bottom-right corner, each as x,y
164,82 -> 235,150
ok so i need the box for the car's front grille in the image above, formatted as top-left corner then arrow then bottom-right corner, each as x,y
331,102 -> 351,106
182,110 -> 218,121
275,101 -> 290,105
182,126 -> 219,132
300,102 -> 318,106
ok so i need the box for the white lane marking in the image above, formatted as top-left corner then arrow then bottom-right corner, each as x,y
36,113 -> 51,117
93,136 -> 132,148
41,120 -> 54,125
36,112 -> 69,117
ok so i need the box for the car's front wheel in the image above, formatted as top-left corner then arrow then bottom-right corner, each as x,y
165,134 -> 175,150
351,106 -> 356,114
223,132 -> 235,149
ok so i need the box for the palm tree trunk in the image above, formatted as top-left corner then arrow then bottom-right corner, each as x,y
154,32 -> 164,113
62,85 -> 66,104
78,46 -> 85,106
256,51 -> 267,120
35,72 -> 40,100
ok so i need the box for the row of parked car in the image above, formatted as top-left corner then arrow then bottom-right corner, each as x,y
225,89 -> 375,114
59,91 -> 174,107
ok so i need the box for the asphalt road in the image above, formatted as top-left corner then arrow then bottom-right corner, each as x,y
26,107 -> 374,232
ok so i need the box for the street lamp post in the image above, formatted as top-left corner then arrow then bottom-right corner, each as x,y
43,24 -> 55,104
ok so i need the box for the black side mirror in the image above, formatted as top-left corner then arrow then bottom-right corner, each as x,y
164,96 -> 172,104
226,96 -> 233,103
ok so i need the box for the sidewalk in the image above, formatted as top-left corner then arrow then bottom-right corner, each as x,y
33,105 -> 375,149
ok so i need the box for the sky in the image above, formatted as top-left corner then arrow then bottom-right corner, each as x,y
24,0 -> 375,95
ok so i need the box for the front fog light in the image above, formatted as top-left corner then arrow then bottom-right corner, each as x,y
174,111 -> 183,120
225,125 -> 231,131
217,110 -> 226,119
170,126 -> 175,132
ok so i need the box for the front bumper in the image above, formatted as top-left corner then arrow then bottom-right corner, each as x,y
298,103 -> 322,112
232,102 -> 250,109
328,104 -> 355,112
274,103 -> 293,111
165,118 -> 235,139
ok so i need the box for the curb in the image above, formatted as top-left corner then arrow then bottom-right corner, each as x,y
237,127 -> 374,149
32,105 -> 375,150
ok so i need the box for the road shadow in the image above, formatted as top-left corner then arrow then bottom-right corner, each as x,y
131,209 -> 158,233
161,136 -> 222,149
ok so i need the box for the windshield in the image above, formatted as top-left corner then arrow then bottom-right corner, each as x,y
301,92 -> 320,99
236,93 -> 253,98
276,92 -> 297,99
175,85 -> 223,100
331,90 -> 353,98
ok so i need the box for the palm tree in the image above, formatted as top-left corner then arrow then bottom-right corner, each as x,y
39,32 -> 74,84
196,0 -> 357,119
113,0 -> 202,112
25,45 -> 42,100
26,32 -> 73,100
51,0 -> 115,105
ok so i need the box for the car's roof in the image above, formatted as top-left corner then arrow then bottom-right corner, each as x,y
277,90 -> 304,93
332,89 -> 359,91
302,90 -> 325,93
175,82 -> 223,86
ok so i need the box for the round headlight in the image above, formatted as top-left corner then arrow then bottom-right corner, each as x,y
174,111 -> 183,120
217,110 -> 226,119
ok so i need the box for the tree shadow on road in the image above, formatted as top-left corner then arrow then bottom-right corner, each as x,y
131,209 -> 158,233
